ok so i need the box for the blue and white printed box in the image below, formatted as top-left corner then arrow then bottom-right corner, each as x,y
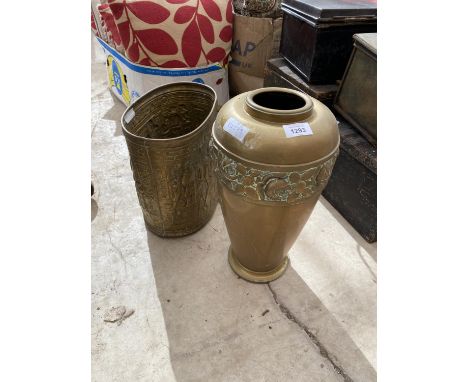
96,37 -> 229,107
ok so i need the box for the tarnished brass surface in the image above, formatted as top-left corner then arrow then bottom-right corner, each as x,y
122,82 -> 218,237
228,246 -> 290,283
212,87 -> 340,282
211,143 -> 338,203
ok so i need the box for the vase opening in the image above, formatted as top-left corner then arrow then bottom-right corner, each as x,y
251,90 -> 306,111
126,89 -> 215,140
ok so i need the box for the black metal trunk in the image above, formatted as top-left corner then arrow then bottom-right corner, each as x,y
279,0 -> 377,84
323,116 -> 377,242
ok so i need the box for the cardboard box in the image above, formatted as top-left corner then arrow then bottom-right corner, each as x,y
96,37 -> 229,107
229,14 -> 282,94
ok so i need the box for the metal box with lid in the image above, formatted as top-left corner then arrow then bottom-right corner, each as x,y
279,0 -> 377,84
334,33 -> 377,146
323,116 -> 377,243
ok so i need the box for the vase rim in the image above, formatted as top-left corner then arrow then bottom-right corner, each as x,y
244,87 -> 313,122
121,82 -> 217,143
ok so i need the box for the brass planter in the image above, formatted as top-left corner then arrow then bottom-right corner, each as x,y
211,87 -> 340,282
122,82 -> 218,237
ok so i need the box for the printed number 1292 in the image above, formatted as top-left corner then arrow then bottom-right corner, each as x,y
282,123 -> 313,138
290,127 -> 307,134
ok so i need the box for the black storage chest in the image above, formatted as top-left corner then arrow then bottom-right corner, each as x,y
280,0 -> 377,84
323,116 -> 377,242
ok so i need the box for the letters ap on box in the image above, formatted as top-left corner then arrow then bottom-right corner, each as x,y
232,40 -> 257,57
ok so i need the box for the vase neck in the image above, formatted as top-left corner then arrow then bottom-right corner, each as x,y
244,88 -> 313,123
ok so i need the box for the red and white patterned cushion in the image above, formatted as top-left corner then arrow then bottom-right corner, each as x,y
91,9 -> 101,37
101,16 -> 114,47
98,4 -> 125,53
108,0 -> 233,67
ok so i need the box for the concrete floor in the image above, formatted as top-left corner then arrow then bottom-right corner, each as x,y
91,39 -> 377,382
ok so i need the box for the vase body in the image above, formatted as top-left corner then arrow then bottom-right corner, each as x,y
122,82 -> 218,237
211,87 -> 340,282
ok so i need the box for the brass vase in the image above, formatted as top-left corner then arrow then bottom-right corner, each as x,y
211,87 -> 340,282
122,82 -> 218,237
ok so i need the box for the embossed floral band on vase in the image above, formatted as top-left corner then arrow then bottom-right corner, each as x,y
211,87 -> 340,282
122,82 -> 218,237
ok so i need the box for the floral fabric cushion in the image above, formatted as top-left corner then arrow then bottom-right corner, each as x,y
108,0 -> 233,67
91,11 -> 100,37
98,4 -> 125,53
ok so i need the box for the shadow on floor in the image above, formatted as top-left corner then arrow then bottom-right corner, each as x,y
320,197 -> 377,262
91,199 -> 98,222
146,217 -> 376,381
101,93 -> 126,137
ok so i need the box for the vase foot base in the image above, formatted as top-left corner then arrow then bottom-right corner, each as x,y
228,246 -> 289,283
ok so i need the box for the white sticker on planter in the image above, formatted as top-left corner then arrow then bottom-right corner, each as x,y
124,108 -> 135,123
283,123 -> 313,138
223,117 -> 250,143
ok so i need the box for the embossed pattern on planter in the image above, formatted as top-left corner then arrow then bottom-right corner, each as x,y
128,92 -> 214,139
123,86 -> 218,237
211,142 -> 338,204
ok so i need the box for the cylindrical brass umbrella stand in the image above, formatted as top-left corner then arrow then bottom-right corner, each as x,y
211,87 -> 340,282
122,82 -> 218,237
